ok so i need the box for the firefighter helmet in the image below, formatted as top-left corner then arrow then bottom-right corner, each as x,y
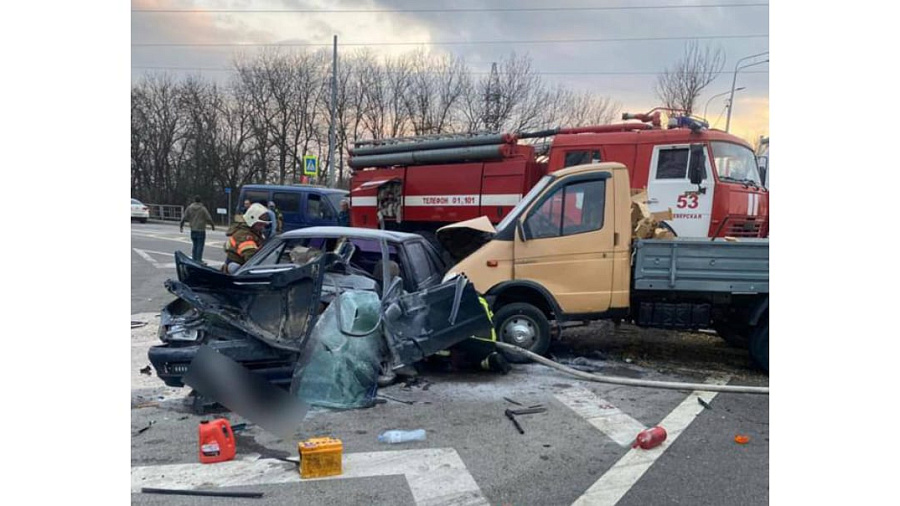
243,203 -> 272,228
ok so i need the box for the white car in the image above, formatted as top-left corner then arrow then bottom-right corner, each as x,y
131,198 -> 150,223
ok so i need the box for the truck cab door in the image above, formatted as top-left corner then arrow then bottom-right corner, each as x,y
646,144 -> 716,237
513,173 -> 614,314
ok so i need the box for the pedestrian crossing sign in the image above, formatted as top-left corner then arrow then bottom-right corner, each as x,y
303,155 -> 318,176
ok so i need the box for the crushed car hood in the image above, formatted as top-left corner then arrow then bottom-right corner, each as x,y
436,216 -> 497,261
164,251 -> 325,352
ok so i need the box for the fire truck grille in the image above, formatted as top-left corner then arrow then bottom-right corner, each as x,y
727,219 -> 762,238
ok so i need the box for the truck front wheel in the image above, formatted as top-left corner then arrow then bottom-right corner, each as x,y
494,302 -> 551,363
749,321 -> 768,372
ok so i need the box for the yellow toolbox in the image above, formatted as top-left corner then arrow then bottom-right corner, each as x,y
298,437 -> 343,479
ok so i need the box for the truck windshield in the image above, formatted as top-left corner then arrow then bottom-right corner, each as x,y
711,141 -> 762,186
496,175 -> 553,232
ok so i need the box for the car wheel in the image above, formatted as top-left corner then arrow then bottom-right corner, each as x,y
749,320 -> 768,372
494,302 -> 551,363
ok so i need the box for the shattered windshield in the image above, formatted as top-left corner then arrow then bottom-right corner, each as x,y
711,141 -> 762,185
496,175 -> 553,232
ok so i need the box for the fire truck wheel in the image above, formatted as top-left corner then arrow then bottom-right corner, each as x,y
749,321 -> 768,372
494,303 -> 551,364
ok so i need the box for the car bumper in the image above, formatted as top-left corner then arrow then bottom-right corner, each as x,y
132,212 -> 150,219
148,340 -> 297,388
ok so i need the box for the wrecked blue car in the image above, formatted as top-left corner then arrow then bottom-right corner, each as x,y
148,227 -> 498,393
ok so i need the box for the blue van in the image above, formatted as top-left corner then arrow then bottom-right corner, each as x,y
237,185 -> 348,232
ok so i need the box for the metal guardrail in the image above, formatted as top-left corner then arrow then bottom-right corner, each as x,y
146,204 -> 184,222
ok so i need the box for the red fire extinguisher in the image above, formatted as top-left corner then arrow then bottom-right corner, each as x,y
632,426 -> 667,450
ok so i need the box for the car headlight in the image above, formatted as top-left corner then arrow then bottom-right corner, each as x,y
165,324 -> 202,342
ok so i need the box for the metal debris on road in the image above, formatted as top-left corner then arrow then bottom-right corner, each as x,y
134,421 -> 155,436
698,397 -> 712,410
377,393 -> 415,405
131,321 -> 148,329
505,409 -> 525,434
139,365 -> 152,376
503,397 -> 523,406
141,488 -> 264,499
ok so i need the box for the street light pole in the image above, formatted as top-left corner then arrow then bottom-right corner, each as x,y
704,87 -> 745,120
725,51 -> 768,133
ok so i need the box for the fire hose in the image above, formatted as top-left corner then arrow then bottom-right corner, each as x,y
494,342 -> 769,395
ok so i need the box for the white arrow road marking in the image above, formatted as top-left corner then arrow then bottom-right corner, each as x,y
571,376 -> 729,506
131,449 -> 488,506
132,248 -> 223,269
554,387 -> 647,447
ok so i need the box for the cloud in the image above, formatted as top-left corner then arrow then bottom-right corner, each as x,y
131,0 -> 768,138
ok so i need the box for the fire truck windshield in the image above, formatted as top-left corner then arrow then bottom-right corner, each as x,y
496,175 -> 553,232
711,141 -> 762,186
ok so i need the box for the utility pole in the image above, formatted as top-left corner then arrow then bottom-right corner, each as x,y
328,35 -> 338,187
484,62 -> 501,132
725,51 -> 768,133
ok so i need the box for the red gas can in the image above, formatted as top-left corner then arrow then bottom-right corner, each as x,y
198,419 -> 236,464
632,426 -> 667,450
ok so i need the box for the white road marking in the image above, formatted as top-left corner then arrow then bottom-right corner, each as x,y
131,449 -> 489,506
554,387 -> 647,447
131,315 -> 188,402
571,376 -> 729,506
132,248 -> 223,269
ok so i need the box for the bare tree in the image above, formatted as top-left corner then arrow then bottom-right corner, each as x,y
655,41 -> 725,115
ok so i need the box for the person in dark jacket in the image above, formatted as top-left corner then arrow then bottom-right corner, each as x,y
338,199 -> 351,226
180,196 -> 216,262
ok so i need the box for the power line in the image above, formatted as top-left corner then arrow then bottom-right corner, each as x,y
133,34 -> 768,48
132,3 -> 769,14
130,65 -> 769,76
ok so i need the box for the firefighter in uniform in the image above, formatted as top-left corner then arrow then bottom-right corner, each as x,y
223,203 -> 271,274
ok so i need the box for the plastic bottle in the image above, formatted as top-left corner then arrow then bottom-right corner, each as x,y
377,429 -> 427,444
632,426 -> 667,450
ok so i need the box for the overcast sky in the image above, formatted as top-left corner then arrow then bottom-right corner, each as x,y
131,0 -> 769,142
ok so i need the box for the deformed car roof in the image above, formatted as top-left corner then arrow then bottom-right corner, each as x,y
280,226 -> 424,243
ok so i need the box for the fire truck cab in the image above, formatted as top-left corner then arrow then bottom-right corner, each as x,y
547,120 -> 768,238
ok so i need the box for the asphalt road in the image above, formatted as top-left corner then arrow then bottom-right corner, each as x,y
130,221 -> 769,505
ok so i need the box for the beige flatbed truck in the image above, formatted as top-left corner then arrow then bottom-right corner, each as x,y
437,160 -> 769,371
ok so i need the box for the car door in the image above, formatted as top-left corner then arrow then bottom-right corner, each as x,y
513,174 -> 614,314
646,144 -> 716,237
402,241 -> 444,290
303,192 -> 338,228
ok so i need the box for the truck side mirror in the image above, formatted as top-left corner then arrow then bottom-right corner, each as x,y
688,144 -> 706,185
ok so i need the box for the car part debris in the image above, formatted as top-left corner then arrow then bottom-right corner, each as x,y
377,429 -> 426,444
132,321 -> 148,329
503,397 -> 523,406
134,421 -> 154,436
139,365 -> 152,376
698,398 -> 713,410
291,290 -> 385,410
633,426 -> 667,449
299,437 -> 343,478
504,409 -> 526,434
734,434 -> 751,444
508,407 -> 547,416
141,488 -> 263,499
377,393 -> 414,405
494,342 -> 770,395
183,345 -> 309,438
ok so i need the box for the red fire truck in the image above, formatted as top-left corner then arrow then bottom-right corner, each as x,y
348,111 -> 768,240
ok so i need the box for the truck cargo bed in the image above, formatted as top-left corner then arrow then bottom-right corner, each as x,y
632,238 -> 768,294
